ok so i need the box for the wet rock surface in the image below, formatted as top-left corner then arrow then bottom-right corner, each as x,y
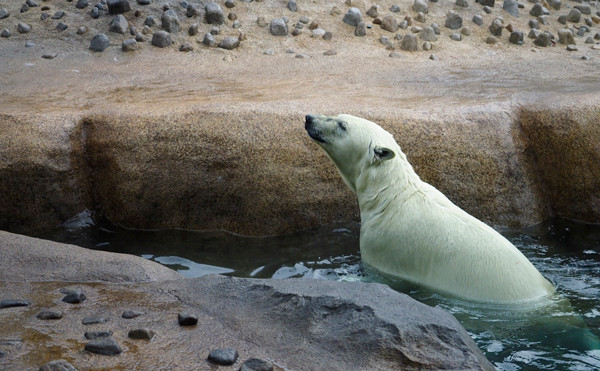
0,248 -> 494,370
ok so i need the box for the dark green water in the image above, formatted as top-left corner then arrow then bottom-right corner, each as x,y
46,214 -> 600,370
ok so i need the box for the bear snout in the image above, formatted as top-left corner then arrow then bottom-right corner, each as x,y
305,115 -> 328,144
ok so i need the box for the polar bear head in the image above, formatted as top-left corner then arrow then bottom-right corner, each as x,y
305,114 -> 401,194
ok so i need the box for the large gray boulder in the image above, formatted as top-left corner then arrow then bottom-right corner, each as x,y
0,265 -> 494,370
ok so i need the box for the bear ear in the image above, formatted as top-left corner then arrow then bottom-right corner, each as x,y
374,146 -> 395,162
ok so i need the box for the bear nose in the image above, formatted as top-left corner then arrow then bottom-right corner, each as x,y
305,115 -> 314,125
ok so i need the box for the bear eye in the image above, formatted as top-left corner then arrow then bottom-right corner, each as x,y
337,121 -> 347,131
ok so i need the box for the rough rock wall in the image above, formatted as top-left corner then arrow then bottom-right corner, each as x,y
1,105 -> 599,236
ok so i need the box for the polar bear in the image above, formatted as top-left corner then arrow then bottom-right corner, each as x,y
305,114 -> 555,303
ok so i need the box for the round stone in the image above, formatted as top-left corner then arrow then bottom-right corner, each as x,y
178,312 -> 198,326
208,348 -> 239,366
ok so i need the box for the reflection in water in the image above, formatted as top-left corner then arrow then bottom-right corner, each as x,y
45,217 -> 600,370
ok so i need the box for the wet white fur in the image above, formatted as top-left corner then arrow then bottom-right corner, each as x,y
309,114 -> 555,303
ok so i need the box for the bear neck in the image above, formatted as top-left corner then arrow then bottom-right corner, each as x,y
355,152 -> 422,219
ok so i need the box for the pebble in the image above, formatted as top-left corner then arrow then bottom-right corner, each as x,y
179,42 -> 193,51
354,22 -> 366,36
390,4 -> 402,13
270,18 -> 288,36
25,41 -> 35,47
547,0 -> 560,10
566,44 -> 578,51
178,312 -> 198,326
445,12 -> 463,29
134,32 -> 144,42
1,29 -> 10,38
380,15 -> 398,32
42,53 -> 58,59
366,5 -> 379,18
489,18 -> 504,36
343,7 -> 362,27
122,310 -> 145,319
557,29 -> 574,45
26,0 -> 39,6
567,9 -> 581,23
218,36 -> 240,50
413,0 -> 428,14
323,49 -> 337,55
21,4 -> 30,13
0,8 -> 9,20
429,53 -> 439,60
161,9 -> 181,33
509,31 -> 524,44
257,16 -> 268,27
483,6 -> 492,14
52,10 -> 65,20
107,0 -> 131,14
0,299 -> 31,308
208,348 -> 239,365
456,0 -> 469,8
225,0 -> 235,8
450,32 -> 462,41
528,28 -> 541,38
422,41 -> 432,50
574,4 -> 591,16
202,32 -> 217,46
56,22 -> 69,32
90,7 -> 100,19
145,15 -> 158,27
486,35 -> 498,44
62,289 -> 86,304
311,28 -> 326,38
503,0 -> 519,17
472,14 -> 483,26
84,337 -> 122,355
420,26 -> 437,41
128,328 -> 156,340
460,27 -> 471,36
323,31 -> 332,40
18,22 -> 32,34
76,0 -> 90,9
205,2 -> 225,25
287,0 -> 298,12
533,31 -> 552,47
401,34 -> 418,51
415,12 -> 426,23
82,316 -> 108,325
529,3 -> 547,17
240,358 -> 274,371
122,38 -> 138,51
84,331 -> 113,340
37,310 -> 63,320
151,30 -> 173,47
39,359 -> 78,371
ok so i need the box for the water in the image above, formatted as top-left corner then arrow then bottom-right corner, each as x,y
46,215 -> 600,370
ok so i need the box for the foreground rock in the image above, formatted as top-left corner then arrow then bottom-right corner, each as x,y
0,231 -> 183,282
0,270 -> 494,370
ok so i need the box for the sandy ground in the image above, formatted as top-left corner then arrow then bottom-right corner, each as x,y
0,0 -> 599,116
